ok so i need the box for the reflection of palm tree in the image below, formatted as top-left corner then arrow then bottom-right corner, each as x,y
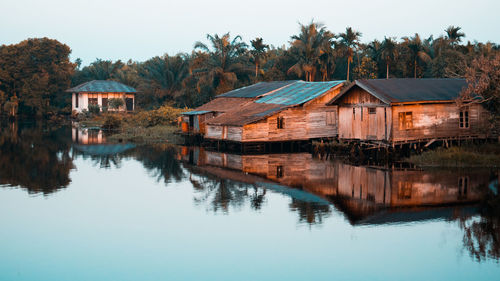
338,27 -> 362,81
193,33 -> 250,94
288,22 -> 334,81
289,199 -> 331,225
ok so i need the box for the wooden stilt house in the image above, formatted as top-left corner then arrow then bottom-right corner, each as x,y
203,81 -> 344,144
327,79 -> 493,146
180,81 -> 297,135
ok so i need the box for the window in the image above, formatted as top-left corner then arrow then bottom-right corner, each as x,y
399,112 -> 413,130
102,98 -> 108,108
360,107 -> 363,121
88,98 -> 98,105
353,108 -> 356,120
326,111 -> 336,125
277,116 -> 284,129
398,182 -> 412,199
459,108 -> 469,128
276,166 -> 283,178
75,93 -> 79,108
368,107 -> 376,114
458,177 -> 469,199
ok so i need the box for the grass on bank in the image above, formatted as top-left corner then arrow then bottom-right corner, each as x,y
76,104 -> 189,144
407,143 -> 500,168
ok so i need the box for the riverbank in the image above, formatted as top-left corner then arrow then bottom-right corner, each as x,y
75,104 -> 187,144
407,143 -> 500,168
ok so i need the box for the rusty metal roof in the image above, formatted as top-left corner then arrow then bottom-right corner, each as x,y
181,110 -> 212,115
192,97 -> 253,113
66,80 -> 137,93
217,81 -> 298,98
328,78 -> 467,105
256,81 -> 344,105
205,81 -> 344,126
205,103 -> 286,126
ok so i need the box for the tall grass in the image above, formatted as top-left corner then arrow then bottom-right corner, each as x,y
408,144 -> 500,167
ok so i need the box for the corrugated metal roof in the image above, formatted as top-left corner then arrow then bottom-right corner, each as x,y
181,110 -> 212,115
205,103 -> 286,126
256,81 -> 344,105
192,97 -> 253,113
66,80 -> 137,93
329,78 -> 467,105
217,81 -> 298,98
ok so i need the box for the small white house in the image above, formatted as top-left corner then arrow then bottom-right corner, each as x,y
66,80 -> 137,113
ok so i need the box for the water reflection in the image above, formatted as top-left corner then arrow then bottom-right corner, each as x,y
0,121 -> 73,195
1,122 -> 499,263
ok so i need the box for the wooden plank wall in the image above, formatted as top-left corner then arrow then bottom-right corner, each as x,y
336,87 -> 389,141
391,103 -> 490,142
241,88 -> 341,142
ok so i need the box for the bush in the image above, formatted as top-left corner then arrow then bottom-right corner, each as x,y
130,104 -> 188,127
88,104 -> 100,115
102,114 -> 122,130
109,98 -> 124,110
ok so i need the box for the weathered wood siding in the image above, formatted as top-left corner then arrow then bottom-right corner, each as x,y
227,126 -> 242,142
240,87 -> 340,142
337,88 -> 389,141
337,87 -> 491,143
391,103 -> 490,142
205,125 -> 222,139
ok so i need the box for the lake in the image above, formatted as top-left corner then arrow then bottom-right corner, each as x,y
1,122 -> 499,281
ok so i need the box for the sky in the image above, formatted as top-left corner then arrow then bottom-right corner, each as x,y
1,0 -> 499,66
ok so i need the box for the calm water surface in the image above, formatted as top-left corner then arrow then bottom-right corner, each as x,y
0,123 -> 499,281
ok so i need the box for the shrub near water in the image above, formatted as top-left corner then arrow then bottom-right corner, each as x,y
408,144 -> 500,167
129,104 -> 188,127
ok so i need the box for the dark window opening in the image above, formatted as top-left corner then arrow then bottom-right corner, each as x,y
353,108 -> 356,120
459,108 -> 469,128
75,93 -> 79,108
368,107 -> 376,114
102,98 -> 108,109
458,177 -> 469,199
277,116 -> 284,129
276,166 -> 283,178
88,98 -> 98,106
360,107 -> 363,121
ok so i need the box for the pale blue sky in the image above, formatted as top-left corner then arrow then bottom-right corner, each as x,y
2,0 -> 499,65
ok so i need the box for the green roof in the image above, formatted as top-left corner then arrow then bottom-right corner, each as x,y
255,81 -> 344,105
66,80 -> 137,93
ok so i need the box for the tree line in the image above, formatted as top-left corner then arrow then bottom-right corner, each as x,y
0,22 -> 499,117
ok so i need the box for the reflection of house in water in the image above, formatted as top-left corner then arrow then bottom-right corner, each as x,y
180,147 -> 492,225
72,127 -> 106,144
72,127 -> 136,168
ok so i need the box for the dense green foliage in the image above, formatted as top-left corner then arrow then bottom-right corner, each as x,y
1,23 -> 499,118
0,38 -> 75,117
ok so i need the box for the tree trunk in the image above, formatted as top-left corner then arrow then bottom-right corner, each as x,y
386,62 -> 389,79
414,59 -> 417,78
255,62 -> 258,78
346,61 -> 350,81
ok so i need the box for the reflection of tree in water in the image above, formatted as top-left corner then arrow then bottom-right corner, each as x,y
0,121 -> 73,195
132,145 -> 184,183
289,199 -> 331,225
74,144 -> 184,183
188,169 -> 266,213
459,177 -> 500,261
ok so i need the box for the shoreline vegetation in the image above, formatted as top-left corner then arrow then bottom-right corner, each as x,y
76,104 -> 188,144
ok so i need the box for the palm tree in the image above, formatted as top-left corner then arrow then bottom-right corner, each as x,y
193,33 -> 250,94
380,37 -> 398,79
250,37 -> 269,78
138,54 -> 190,103
403,33 -> 431,78
445,26 -> 465,46
287,21 -> 334,81
338,27 -> 362,81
